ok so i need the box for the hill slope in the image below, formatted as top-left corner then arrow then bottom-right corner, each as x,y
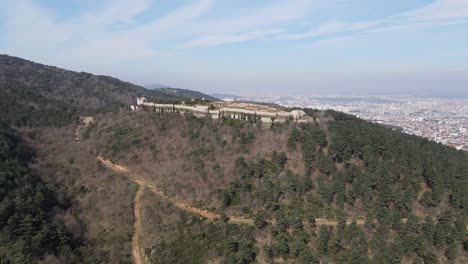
144,85 -> 220,101
0,124 -> 97,263
36,109 -> 465,264
144,83 -> 171,89
0,54 -> 173,126
1,56 -> 466,263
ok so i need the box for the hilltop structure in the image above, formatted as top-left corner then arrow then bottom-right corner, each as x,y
133,97 -> 312,123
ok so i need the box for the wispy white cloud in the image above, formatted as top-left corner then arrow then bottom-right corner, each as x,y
2,0 -> 71,47
72,0 -> 216,61
275,0 -> 468,42
81,0 -> 152,26
400,0 -> 468,20
178,29 -> 282,49
0,0 -> 216,63
1,0 -> 468,67
367,18 -> 468,34
0,0 -> 350,56
136,0 -> 215,36
175,0 -> 331,48
276,20 -> 383,40
173,0 -> 320,37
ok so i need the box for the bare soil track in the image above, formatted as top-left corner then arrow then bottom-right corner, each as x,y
132,185 -> 144,264
97,156 -> 253,225
97,156 -> 367,228
74,116 -> 93,141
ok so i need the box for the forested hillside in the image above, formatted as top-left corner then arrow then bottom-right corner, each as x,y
1,56 -> 466,263
144,85 -> 221,102
0,123 -> 96,263
60,109 -> 465,264
0,55 -> 173,127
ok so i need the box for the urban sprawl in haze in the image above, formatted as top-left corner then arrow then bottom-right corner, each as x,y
218,95 -> 468,151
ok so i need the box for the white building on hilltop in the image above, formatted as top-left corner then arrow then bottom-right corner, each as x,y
137,97 -> 147,105
133,97 -> 314,123
291,110 -> 306,119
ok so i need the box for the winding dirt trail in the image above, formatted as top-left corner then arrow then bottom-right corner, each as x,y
96,156 -> 365,227
314,218 -> 365,226
74,116 -> 93,141
132,184 -> 144,264
96,156 -> 253,225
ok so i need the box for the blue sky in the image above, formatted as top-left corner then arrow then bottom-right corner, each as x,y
1,0 -> 468,97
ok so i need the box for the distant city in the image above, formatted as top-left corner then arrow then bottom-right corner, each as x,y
213,94 -> 468,151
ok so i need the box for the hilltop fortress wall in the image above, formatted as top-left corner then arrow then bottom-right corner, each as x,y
133,97 -> 313,123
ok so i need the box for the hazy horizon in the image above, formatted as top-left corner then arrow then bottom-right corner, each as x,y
1,0 -> 468,98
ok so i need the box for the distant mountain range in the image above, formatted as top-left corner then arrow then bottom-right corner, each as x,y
0,55 -> 221,127
144,83 -> 172,89
213,93 -> 397,104
210,93 -> 244,101
144,84 -> 220,101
